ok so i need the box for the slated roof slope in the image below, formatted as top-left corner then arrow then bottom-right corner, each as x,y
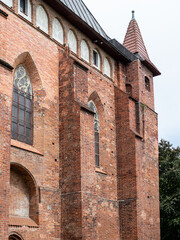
123,14 -> 150,60
59,0 -> 110,40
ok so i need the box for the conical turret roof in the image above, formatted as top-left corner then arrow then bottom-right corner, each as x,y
123,11 -> 150,60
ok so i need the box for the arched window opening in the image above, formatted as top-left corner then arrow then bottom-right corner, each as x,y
10,168 -> 30,218
36,5 -> 48,34
12,65 -> 33,145
104,58 -> 111,78
10,164 -> 39,225
81,40 -> 89,62
145,76 -> 150,91
88,101 -> 99,167
2,0 -> 13,7
126,84 -> 132,96
9,234 -> 22,240
67,30 -> 77,53
52,18 -> 63,44
93,49 -> 100,69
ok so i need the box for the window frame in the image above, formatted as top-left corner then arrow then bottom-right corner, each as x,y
104,57 -> 111,78
93,49 -> 100,69
12,65 -> 33,145
18,0 -> 31,21
81,40 -> 90,63
67,29 -> 77,54
36,5 -> 48,34
20,0 -> 28,15
52,18 -> 64,44
88,100 -> 100,167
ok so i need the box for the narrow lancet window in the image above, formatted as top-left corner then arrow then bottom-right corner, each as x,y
88,101 -> 100,166
12,65 -> 33,145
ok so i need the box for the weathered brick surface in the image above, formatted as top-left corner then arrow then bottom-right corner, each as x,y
0,1 -> 160,239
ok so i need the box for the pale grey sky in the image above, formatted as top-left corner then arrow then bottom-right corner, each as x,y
84,0 -> 180,147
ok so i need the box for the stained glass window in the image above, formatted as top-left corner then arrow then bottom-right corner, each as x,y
88,101 -> 100,166
12,65 -> 33,145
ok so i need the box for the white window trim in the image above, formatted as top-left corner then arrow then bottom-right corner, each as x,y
67,30 -> 77,54
93,49 -> 100,70
52,18 -> 64,44
81,40 -> 89,63
18,0 -> 32,22
36,5 -> 48,34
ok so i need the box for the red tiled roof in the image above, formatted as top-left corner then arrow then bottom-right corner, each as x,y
123,18 -> 150,61
9,216 -> 38,227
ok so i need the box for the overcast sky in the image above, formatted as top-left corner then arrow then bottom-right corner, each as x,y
83,0 -> 180,147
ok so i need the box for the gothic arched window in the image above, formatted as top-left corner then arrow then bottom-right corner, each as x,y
12,65 -> 33,145
88,101 -> 99,166
67,30 -> 77,54
104,57 -> 111,78
9,234 -> 22,240
52,18 -> 64,44
81,40 -> 89,62
36,5 -> 48,34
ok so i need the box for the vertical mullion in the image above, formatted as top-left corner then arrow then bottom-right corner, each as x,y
30,95 -> 33,145
17,89 -> 20,141
24,94 -> 26,143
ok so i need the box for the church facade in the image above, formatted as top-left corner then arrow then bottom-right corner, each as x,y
0,0 -> 160,239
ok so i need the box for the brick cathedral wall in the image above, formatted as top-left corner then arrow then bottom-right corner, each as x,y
0,3 -> 60,239
0,66 -> 12,240
0,1 -> 160,239
0,9 -> 12,240
135,106 -> 160,240
115,87 -> 138,240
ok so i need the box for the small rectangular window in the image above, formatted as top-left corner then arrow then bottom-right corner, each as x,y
93,50 -> 98,66
145,77 -> 150,91
20,0 -> 28,15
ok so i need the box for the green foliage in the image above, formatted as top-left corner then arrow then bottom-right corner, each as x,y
159,139 -> 180,240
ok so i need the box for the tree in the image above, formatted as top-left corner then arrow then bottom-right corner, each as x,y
159,139 -> 180,240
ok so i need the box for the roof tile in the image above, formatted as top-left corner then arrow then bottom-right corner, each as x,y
123,18 -> 150,60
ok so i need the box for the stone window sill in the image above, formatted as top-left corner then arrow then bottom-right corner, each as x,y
9,216 -> 38,228
95,167 -> 107,175
11,139 -> 43,156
